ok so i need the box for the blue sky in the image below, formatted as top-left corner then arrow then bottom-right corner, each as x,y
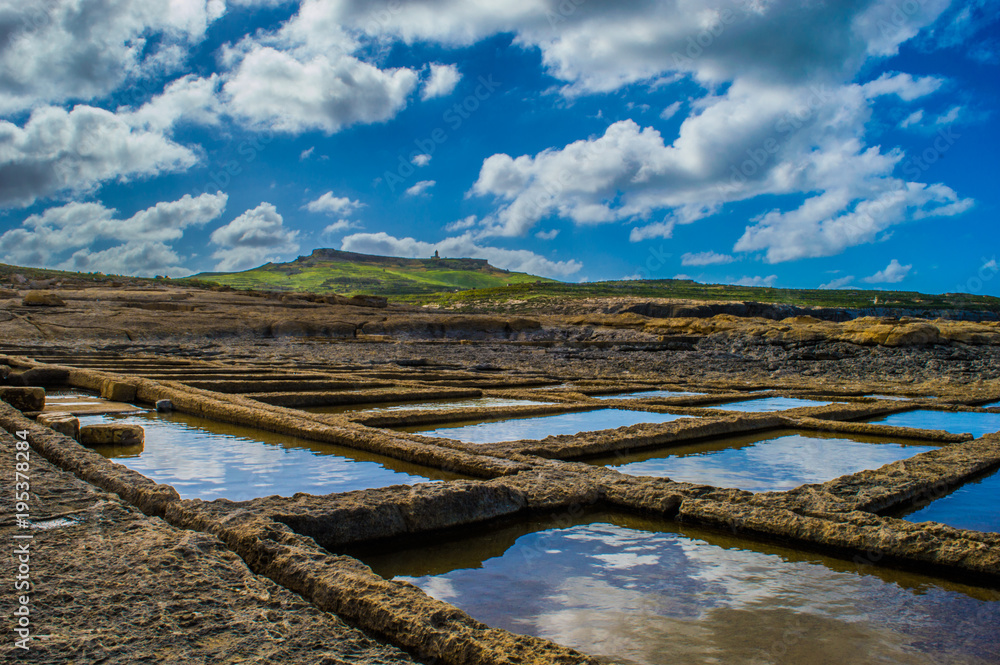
0,0 -> 997,295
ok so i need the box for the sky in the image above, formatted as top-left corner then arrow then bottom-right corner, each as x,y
0,0 -> 997,295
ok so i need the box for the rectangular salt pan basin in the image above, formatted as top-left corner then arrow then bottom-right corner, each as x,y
593,390 -> 705,400
896,467 -> 1000,533
868,410 -> 1000,438
400,409 -> 688,444
587,430 -> 938,492
356,513 -> 1000,665
80,411 -> 460,501
304,397 -> 553,415
704,397 -> 837,412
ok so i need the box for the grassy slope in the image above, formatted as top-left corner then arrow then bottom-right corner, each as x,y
2,258 -> 997,316
399,279 -> 1000,313
196,254 -> 553,296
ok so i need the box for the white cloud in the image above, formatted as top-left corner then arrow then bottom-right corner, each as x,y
0,105 -> 199,209
303,191 -> 364,215
218,7 -> 420,134
421,63 -> 462,100
681,251 -> 733,266
0,192 -> 227,275
340,231 -> 582,278
0,0 -> 224,114
120,74 -> 224,133
60,241 -> 194,278
210,202 -> 299,271
900,110 -> 924,128
321,219 -> 362,235
659,101 -> 682,120
412,153 -> 432,167
445,215 -> 478,232
299,147 -> 315,160
734,183 -> 972,263
324,1 -> 948,95
935,106 -> 962,125
819,275 -> 855,289
861,72 -> 943,101
732,275 -> 777,287
535,229 -> 559,240
863,259 -> 911,284
405,180 -> 436,197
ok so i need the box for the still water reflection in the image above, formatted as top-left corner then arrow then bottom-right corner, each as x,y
587,430 -> 939,492
81,411 -> 460,500
868,410 -> 1000,438
896,467 -> 1000,533
399,409 -> 689,444
704,397 -> 837,412
593,390 -> 706,400
358,512 -> 1000,665
303,397 -> 552,415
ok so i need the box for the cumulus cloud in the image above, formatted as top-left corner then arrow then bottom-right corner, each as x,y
412,153 -> 432,167
0,0 -> 225,114
303,191 -> 364,215
819,275 -> 855,289
535,229 -> 559,240
210,203 -> 299,271
321,219 -> 362,236
405,180 -> 436,196
0,105 -> 199,209
421,63 -> 462,100
121,74 -> 224,132
732,275 -> 777,287
863,259 -> 912,284
218,6 -> 419,134
734,183 -> 972,263
322,0 -> 949,94
340,232 -> 581,278
0,192 -> 227,275
681,251 -> 734,266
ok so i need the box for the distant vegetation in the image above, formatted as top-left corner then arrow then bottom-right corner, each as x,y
194,249 -> 554,296
2,251 -> 997,317
397,279 -> 1000,314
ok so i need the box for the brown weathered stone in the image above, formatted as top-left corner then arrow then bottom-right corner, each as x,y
22,290 -> 66,306
37,411 -> 80,440
100,378 -> 137,402
80,423 -> 144,447
0,386 -> 45,411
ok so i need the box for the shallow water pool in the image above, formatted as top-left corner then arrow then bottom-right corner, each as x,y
895,467 -> 1000,533
592,389 -> 705,400
303,397 -> 553,415
704,397 -> 837,412
586,430 -> 938,492
80,411 -> 460,500
867,410 -> 1000,438
357,512 -> 1000,665
398,409 -> 688,444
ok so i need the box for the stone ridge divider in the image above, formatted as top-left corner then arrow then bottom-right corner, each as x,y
0,401 -> 601,665
5,358 -> 525,479
246,386 -> 479,407
678,498 -> 1000,583
352,401 -> 602,430
447,402 -> 938,460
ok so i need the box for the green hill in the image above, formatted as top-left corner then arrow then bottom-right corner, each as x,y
405,279 -> 1000,315
193,249 -> 555,296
